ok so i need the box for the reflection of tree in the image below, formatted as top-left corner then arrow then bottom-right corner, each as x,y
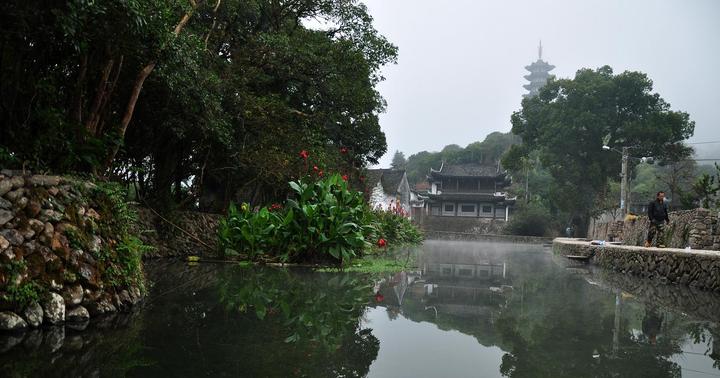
219,266 -> 374,348
495,264 -> 688,378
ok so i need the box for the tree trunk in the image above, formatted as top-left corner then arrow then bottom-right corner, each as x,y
153,139 -> 176,212
103,1 -> 200,171
85,57 -> 114,135
72,53 -> 88,125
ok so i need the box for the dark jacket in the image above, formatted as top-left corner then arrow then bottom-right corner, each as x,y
647,200 -> 669,224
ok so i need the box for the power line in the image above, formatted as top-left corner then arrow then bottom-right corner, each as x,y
688,140 -> 720,145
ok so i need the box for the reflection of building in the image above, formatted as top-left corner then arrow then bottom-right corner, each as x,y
425,261 -> 506,280
374,243 -> 512,325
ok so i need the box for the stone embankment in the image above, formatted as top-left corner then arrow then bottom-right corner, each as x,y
553,238 -> 720,291
0,172 -> 143,335
590,208 -> 720,250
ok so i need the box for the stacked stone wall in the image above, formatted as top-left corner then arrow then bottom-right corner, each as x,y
590,209 -> 720,250
553,238 -> 720,291
0,172 -> 143,334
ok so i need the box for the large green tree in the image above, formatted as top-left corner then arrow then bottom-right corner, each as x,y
390,150 -> 406,170
1,0 -> 397,211
503,66 -> 694,234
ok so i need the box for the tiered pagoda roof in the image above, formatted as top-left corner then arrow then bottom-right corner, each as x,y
523,41 -> 555,98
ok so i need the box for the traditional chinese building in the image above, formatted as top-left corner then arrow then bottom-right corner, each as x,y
424,162 -> 515,221
523,41 -> 555,98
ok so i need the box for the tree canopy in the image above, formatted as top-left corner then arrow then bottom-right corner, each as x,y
0,0 -> 397,210
390,150 -> 406,170
502,66 -> 694,232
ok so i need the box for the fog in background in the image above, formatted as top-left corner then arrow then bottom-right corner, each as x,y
361,0 -> 720,167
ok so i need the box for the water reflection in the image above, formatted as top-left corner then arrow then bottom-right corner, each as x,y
1,241 -> 719,377
369,241 -> 720,377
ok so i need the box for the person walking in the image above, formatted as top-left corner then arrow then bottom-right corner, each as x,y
645,191 -> 669,248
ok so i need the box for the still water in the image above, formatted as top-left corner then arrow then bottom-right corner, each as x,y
2,240 -> 720,377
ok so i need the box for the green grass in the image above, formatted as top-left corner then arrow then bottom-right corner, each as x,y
315,250 -> 416,274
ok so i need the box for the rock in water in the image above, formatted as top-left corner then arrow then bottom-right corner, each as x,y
66,306 -> 90,323
0,311 -> 28,331
87,296 -> 116,316
44,326 -> 65,353
42,293 -> 65,324
62,284 -> 84,306
22,302 -> 43,328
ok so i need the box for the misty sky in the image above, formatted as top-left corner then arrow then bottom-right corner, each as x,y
362,0 -> 720,167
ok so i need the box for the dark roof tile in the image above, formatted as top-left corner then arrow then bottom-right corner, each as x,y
431,163 -> 502,178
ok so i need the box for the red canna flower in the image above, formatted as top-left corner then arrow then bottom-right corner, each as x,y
318,170 -> 324,177
377,238 -> 387,248
374,292 -> 384,302
313,165 -> 319,172
340,147 -> 348,154
299,150 -> 309,160
342,174 -> 349,181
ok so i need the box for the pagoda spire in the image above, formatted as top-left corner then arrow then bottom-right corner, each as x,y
538,40 -> 543,60
523,41 -> 555,98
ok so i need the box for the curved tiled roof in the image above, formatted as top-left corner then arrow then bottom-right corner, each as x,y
430,163 -> 504,178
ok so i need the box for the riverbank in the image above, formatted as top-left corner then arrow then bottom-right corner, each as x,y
553,237 -> 720,291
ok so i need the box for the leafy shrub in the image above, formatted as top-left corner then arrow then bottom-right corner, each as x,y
218,203 -> 284,259
218,174 -> 423,264
369,210 -> 423,246
0,260 -> 44,306
504,202 -> 554,237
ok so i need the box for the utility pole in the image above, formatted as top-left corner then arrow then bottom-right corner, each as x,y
523,156 -> 533,203
620,147 -> 629,216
